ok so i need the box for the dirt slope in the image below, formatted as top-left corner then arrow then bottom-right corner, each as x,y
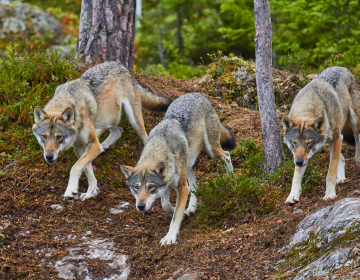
0,73 -> 359,279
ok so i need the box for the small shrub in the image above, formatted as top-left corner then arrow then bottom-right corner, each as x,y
0,41 -> 83,164
196,138 -> 328,224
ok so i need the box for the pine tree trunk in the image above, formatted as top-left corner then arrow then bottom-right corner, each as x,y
177,10 -> 183,55
254,0 -> 284,176
76,0 -> 136,68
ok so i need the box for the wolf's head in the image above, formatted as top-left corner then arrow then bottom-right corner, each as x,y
120,162 -> 169,211
32,106 -> 77,163
282,117 -> 326,167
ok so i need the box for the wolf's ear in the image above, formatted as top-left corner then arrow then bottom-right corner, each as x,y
282,117 -> 296,132
120,165 -> 136,179
61,107 -> 74,124
311,117 -> 325,133
155,162 -> 167,179
34,106 -> 46,123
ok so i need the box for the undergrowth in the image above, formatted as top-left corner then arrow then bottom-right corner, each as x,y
0,42 -> 83,164
195,138 -> 328,224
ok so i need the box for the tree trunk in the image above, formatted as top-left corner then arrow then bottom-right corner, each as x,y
76,0 -> 136,68
158,27 -> 165,66
177,10 -> 183,55
254,0 -> 284,176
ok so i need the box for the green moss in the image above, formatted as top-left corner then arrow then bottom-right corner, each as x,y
280,221 -> 360,274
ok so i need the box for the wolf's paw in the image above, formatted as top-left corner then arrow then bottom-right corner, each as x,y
336,178 -> 345,184
63,188 -> 79,200
80,187 -> 100,201
285,193 -> 300,206
323,193 -> 337,200
160,233 -> 177,246
184,207 -> 196,217
101,143 -> 110,150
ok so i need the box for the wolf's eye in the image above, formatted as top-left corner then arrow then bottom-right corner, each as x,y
148,184 -> 156,191
56,135 -> 63,140
42,134 -> 47,139
291,140 -> 297,146
307,141 -> 313,147
134,184 -> 139,190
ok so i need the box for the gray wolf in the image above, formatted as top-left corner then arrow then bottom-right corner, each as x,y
120,93 -> 236,245
282,66 -> 360,205
32,61 -> 172,201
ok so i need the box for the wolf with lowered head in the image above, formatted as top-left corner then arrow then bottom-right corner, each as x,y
120,93 -> 236,245
32,61 -> 171,201
282,66 -> 360,205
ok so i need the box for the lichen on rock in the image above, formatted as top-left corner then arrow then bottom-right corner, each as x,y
279,198 -> 360,279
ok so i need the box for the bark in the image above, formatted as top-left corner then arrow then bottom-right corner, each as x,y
254,0 -> 284,176
158,27 -> 165,66
76,0 -> 136,68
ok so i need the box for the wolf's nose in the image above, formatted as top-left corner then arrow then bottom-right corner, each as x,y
137,202 -> 146,211
46,153 -> 54,161
295,158 -> 304,166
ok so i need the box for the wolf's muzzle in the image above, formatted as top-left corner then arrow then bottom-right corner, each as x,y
137,202 -> 146,211
45,153 -> 55,163
295,158 -> 304,167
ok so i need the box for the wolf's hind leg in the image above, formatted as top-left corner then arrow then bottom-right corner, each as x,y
101,126 -> 123,150
336,153 -> 346,183
286,165 -> 307,205
123,99 -> 148,143
204,117 -> 233,174
161,187 -> 175,215
80,164 -> 100,201
325,136 -> 342,200
185,168 -> 197,216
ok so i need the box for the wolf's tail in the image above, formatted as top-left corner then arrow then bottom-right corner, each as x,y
342,120 -> 355,146
220,124 -> 236,150
137,82 -> 172,112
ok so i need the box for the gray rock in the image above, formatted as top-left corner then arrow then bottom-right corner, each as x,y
47,44 -> 76,58
0,0 -> 61,45
281,198 -> 360,279
50,204 -> 63,210
234,66 -> 254,85
177,273 -> 197,280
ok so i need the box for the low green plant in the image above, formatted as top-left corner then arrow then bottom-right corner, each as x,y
0,41 -> 83,164
196,138 -> 328,224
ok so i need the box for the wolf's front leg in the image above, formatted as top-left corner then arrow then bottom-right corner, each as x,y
286,165 -> 307,205
161,187 -> 175,215
64,132 -> 103,200
324,137 -> 342,200
160,169 -> 189,246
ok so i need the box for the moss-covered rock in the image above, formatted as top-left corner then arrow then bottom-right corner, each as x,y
279,198 -> 360,279
0,0 -> 62,47
199,54 -> 314,110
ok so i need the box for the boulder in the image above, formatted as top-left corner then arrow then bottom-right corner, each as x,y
0,0 -> 62,46
280,198 -> 360,279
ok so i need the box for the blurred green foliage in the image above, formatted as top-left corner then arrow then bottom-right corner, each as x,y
136,0 -> 360,75
15,0 -> 360,77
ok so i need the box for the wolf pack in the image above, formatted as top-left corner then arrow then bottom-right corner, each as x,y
32,61 -> 360,245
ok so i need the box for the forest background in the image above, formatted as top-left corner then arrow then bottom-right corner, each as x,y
20,0 -> 360,78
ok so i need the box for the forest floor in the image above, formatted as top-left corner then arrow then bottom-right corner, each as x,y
1,71 -> 360,279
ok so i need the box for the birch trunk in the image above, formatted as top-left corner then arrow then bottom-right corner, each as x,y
76,0 -> 136,68
254,0 -> 284,176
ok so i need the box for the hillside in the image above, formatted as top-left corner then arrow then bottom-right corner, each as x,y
1,55 -> 360,279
